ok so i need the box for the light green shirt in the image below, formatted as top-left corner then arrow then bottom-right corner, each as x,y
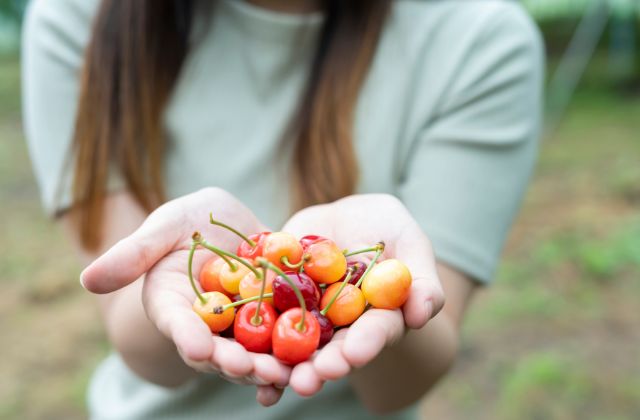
22,0 -> 543,418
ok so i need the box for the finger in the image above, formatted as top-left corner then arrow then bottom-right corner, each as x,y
402,275 -> 444,329
250,353 -> 292,388
289,361 -> 324,397
256,385 -> 284,407
143,283 -> 215,366
80,207 -> 183,294
394,227 -> 445,329
313,329 -> 350,381
342,309 -> 404,368
211,336 -> 253,377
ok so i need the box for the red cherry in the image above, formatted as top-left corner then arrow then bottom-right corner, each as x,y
299,235 -> 328,250
342,261 -> 368,285
234,301 -> 277,353
237,232 -> 271,260
272,308 -> 320,365
273,271 -> 320,313
219,322 -> 235,338
311,309 -> 334,347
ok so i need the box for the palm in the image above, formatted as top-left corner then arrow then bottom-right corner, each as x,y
81,188 -> 290,403
281,194 -> 444,396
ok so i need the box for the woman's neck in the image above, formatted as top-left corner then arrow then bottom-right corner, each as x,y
246,0 -> 322,14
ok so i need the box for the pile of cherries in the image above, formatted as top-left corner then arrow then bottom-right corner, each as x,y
186,214 -> 412,365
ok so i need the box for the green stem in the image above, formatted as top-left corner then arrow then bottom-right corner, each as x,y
281,255 -> 306,270
209,213 -> 256,247
354,243 -> 385,289
216,251 -> 238,272
212,293 -> 274,314
344,243 -> 383,257
251,267 -> 268,326
320,268 -> 353,316
258,258 -> 307,332
188,237 -> 207,306
196,237 -> 262,279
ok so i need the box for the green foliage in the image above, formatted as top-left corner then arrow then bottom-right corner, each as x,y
0,0 -> 25,21
496,352 -> 593,419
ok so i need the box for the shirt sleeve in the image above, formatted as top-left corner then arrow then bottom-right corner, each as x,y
398,4 -> 545,284
21,0 -> 112,216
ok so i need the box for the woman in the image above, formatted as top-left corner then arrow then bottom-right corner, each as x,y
22,0 -> 543,418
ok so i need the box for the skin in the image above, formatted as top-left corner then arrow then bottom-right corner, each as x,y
282,194 -> 476,412
73,190 -> 476,412
65,189 -> 291,406
66,1 -> 478,411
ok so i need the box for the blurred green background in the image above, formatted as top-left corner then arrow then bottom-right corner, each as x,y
1,1 -> 639,419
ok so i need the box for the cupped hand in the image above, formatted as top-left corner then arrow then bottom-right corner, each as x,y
80,187 -> 290,406
281,194 -> 445,397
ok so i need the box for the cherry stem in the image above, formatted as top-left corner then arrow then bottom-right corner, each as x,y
281,255 -> 306,270
320,267 -> 354,316
344,242 -> 384,257
187,237 -> 207,306
212,293 -> 274,314
194,234 -> 262,279
209,213 -> 256,247
251,267 -> 268,325
258,258 -> 307,332
215,250 -> 238,272
354,242 -> 385,289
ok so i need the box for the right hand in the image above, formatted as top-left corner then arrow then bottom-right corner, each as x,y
80,187 -> 290,406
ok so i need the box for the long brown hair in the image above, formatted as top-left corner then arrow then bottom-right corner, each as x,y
72,0 -> 390,250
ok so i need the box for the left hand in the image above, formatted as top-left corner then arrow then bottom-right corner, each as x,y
281,194 -> 445,397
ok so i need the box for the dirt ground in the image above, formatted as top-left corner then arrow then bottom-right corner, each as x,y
1,52 -> 639,419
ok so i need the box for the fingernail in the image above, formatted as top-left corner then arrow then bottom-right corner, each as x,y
424,300 -> 433,322
248,374 -> 270,386
79,271 -> 87,289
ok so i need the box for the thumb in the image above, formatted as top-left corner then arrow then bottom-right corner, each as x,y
80,207 -> 182,294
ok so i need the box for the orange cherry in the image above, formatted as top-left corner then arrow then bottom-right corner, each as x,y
199,257 -> 232,296
239,270 -> 275,305
320,283 -> 366,327
303,240 -> 347,284
361,259 -> 412,309
219,261 -> 251,295
262,232 -> 303,270
192,292 -> 235,333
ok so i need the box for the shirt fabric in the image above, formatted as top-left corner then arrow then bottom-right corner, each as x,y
22,0 -> 544,419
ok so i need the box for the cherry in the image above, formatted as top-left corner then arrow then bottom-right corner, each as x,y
219,261 -> 251,295
311,308 -> 334,347
273,271 -> 320,313
187,235 -> 236,332
303,239 -> 347,284
361,259 -> 412,309
341,261 -> 367,285
239,270 -> 275,305
262,232 -> 303,270
272,307 -> 320,365
320,283 -> 366,327
234,301 -> 277,353
299,234 -> 328,250
237,231 -> 271,259
219,321 -> 235,338
192,291 -> 235,333
199,257 -> 232,296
